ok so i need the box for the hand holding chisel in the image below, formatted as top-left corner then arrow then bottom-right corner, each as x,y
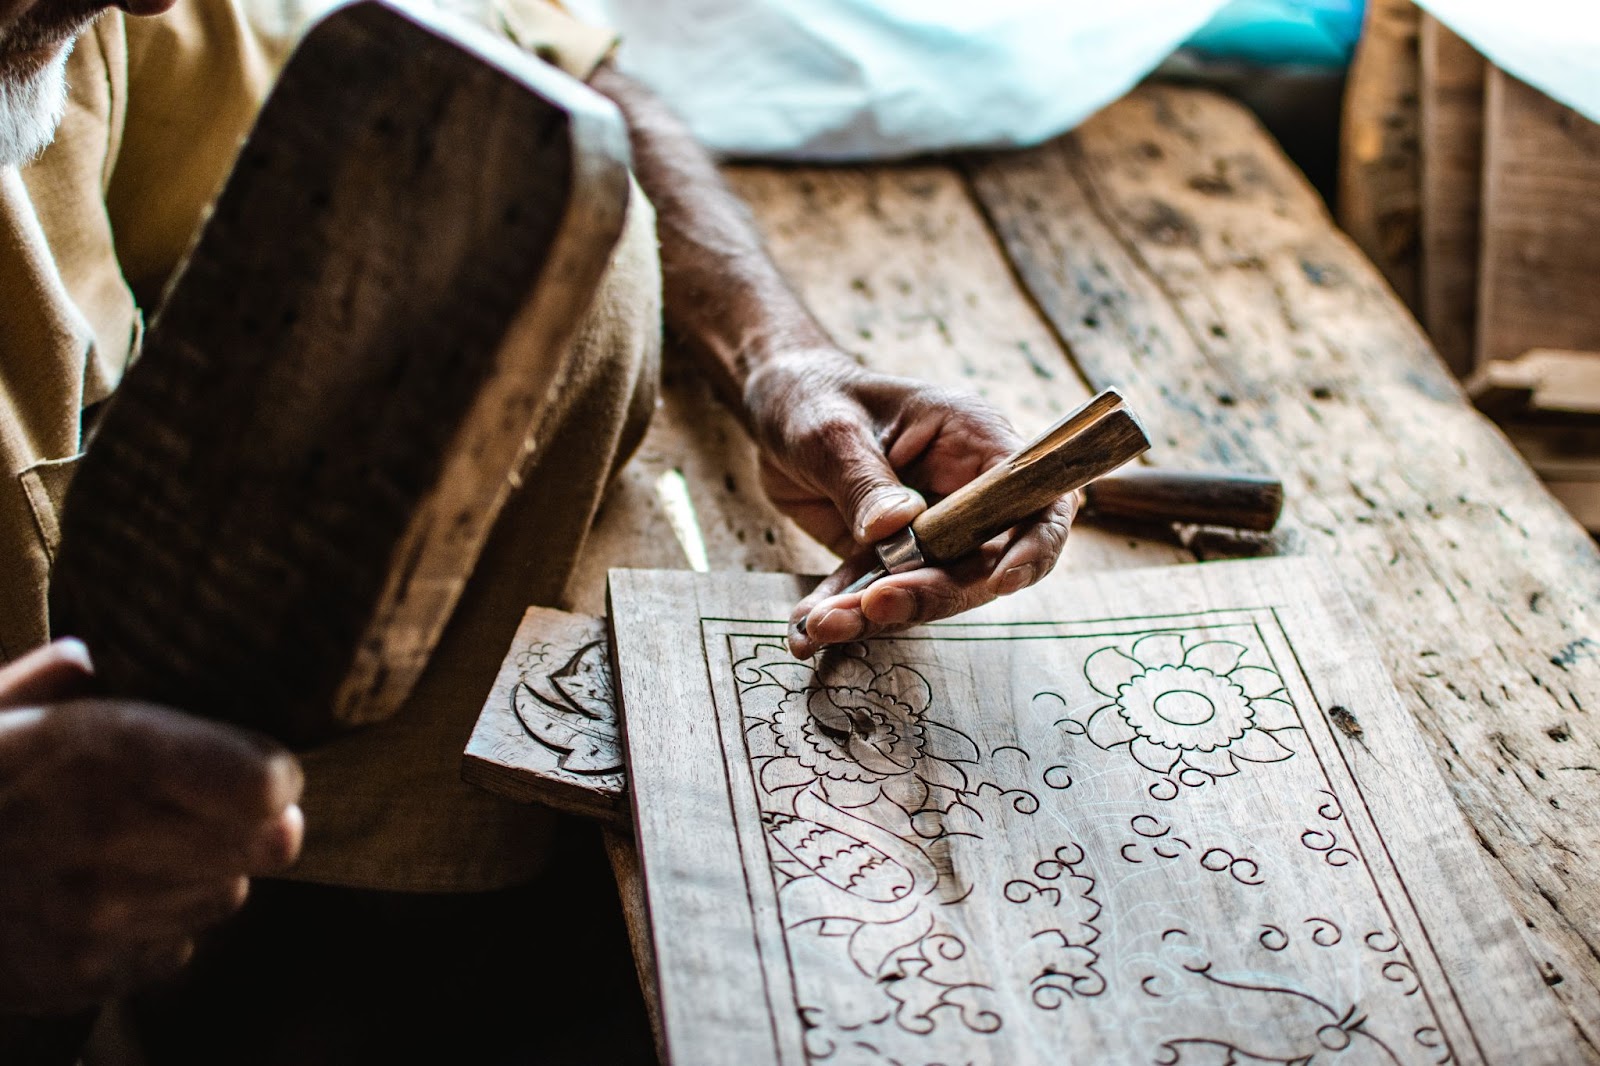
790,388 -> 1148,655
790,388 -> 1284,657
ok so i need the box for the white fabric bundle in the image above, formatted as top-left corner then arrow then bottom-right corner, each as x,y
567,0 -> 1233,159
1417,0 -> 1600,125
569,0 -> 1600,160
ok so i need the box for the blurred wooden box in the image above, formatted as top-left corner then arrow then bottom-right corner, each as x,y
1341,0 -> 1600,528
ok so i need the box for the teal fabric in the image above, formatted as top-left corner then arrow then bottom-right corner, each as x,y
1186,0 -> 1365,66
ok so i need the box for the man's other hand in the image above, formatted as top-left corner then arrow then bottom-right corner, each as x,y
0,640 -> 303,1014
748,352 -> 1078,659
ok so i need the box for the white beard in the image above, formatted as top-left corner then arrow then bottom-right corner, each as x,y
0,43 -> 72,168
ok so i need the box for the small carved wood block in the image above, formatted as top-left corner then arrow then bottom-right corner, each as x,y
609,559 -> 1575,1065
462,607 -> 628,823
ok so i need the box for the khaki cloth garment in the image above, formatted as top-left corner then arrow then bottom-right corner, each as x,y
0,0 -> 661,891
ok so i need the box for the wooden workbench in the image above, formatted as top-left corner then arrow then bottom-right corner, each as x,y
563,83 -> 1600,1057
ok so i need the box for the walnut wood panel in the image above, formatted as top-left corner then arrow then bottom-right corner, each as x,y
968,83 -> 1600,1052
611,561 -> 1571,1064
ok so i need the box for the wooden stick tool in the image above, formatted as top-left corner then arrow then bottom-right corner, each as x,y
843,388 -> 1150,595
1083,467 -> 1284,533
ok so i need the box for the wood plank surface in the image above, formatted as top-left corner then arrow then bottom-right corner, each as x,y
1418,14 -> 1486,376
611,560 -> 1572,1064
1338,0 -> 1422,310
967,83 -> 1600,1053
1478,68 -> 1600,365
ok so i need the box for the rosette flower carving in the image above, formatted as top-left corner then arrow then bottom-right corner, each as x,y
737,642 -> 980,818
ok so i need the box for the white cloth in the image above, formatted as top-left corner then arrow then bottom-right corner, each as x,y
568,0 -> 1233,159
1417,0 -> 1600,125
570,0 -> 1600,160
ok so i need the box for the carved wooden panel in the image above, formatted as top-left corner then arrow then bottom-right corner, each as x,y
462,607 -> 627,823
609,560 -> 1572,1064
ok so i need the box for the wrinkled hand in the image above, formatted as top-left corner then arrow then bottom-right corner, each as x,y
0,640 -> 303,1014
746,351 -> 1078,659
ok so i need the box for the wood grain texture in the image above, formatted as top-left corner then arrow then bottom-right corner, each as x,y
603,824 -> 666,1053
1478,67 -> 1600,365
611,561 -> 1573,1064
49,0 -> 631,746
462,607 -> 627,822
568,93 -> 1598,1050
967,84 -> 1600,1052
1418,14 -> 1485,376
1338,0 -> 1422,309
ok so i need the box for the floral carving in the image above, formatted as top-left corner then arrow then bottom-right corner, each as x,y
735,641 -> 1006,1047
511,638 -> 622,777
1055,632 -> 1300,787
740,642 -> 980,831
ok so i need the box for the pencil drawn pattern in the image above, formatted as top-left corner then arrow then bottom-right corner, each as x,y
1152,927 -> 1411,1064
714,614 -> 1462,1065
1050,632 -> 1300,801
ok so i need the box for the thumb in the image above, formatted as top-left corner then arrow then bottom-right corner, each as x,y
0,638 -> 96,708
819,424 -> 926,544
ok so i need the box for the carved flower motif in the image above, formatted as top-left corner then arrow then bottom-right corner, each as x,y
1062,633 -> 1298,780
736,642 -> 978,816
779,685 -> 925,784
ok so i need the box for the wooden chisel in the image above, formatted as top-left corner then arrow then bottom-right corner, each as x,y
842,388 -> 1150,595
841,389 -> 1285,597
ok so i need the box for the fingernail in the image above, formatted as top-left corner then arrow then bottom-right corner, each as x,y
254,804 -> 304,869
997,564 -> 1035,596
865,586 -> 916,626
264,752 -> 305,808
856,490 -> 916,541
811,608 -> 863,643
788,617 -> 815,660
52,637 -> 94,672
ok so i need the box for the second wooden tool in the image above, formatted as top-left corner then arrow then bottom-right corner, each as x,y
844,388 -> 1149,594
1083,468 -> 1283,533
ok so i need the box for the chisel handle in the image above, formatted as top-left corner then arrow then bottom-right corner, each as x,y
1084,468 -> 1284,533
911,391 -> 1150,564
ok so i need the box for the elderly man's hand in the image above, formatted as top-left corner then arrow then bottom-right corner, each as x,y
0,640 -> 303,1014
747,351 -> 1078,659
